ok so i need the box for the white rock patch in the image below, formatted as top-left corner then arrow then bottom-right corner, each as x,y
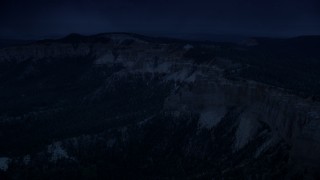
153,62 -> 171,73
184,44 -> 194,50
199,107 -> 226,129
23,155 -> 31,165
255,137 -> 276,158
48,142 -> 69,162
94,52 -> 115,64
234,112 -> 260,151
165,69 -> 190,82
0,157 -> 11,171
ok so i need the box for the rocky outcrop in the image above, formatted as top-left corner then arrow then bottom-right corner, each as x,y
0,33 -> 319,179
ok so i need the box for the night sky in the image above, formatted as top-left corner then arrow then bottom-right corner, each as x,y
0,0 -> 319,39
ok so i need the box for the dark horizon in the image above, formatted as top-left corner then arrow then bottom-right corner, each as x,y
1,31 -> 320,44
1,0 -> 319,40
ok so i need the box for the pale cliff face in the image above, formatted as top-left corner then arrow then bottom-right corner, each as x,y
0,33 -> 319,178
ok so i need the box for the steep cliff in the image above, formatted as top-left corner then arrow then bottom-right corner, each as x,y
0,33 -> 319,179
